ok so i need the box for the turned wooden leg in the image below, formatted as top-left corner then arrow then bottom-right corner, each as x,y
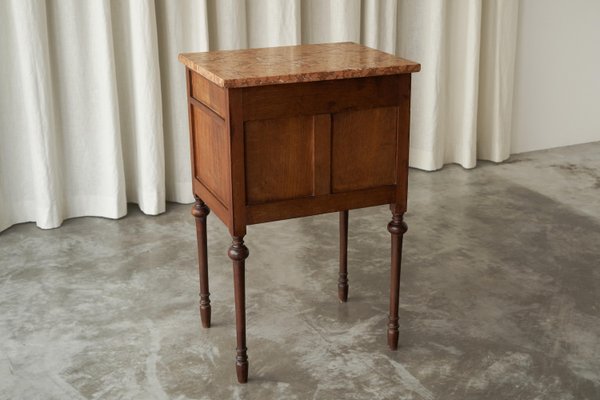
192,196 -> 211,328
228,236 -> 249,383
338,210 -> 349,302
387,212 -> 407,350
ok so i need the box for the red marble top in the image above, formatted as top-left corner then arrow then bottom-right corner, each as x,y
179,42 -> 420,88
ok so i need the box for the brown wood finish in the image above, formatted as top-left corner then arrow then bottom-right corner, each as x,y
186,69 -> 411,232
192,197 -> 211,328
332,106 -> 398,192
180,42 -> 420,383
192,103 -> 229,205
227,89 -> 247,237
185,69 -> 198,189
313,114 -> 332,196
393,75 -> 412,215
187,71 -> 231,228
228,236 -> 249,383
245,116 -> 315,204
192,179 -> 229,229
241,75 -> 403,121
190,71 -> 227,118
387,213 -> 407,350
338,210 -> 349,303
246,185 -> 395,225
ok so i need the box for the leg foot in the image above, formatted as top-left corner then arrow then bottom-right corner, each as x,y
387,325 -> 399,350
236,347 -> 249,383
387,212 -> 407,350
192,196 -> 211,328
229,236 -> 250,383
199,306 -> 211,329
338,210 -> 349,302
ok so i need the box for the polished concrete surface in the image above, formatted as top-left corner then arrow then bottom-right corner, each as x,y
1,142 -> 599,400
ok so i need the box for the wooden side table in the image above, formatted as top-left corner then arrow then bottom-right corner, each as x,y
179,42 -> 420,383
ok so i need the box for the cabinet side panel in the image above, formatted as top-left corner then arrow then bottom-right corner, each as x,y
192,104 -> 230,205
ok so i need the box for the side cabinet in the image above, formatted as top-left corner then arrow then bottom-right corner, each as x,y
186,69 -> 412,236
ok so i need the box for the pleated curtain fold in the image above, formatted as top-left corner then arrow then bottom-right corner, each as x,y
0,0 -> 520,232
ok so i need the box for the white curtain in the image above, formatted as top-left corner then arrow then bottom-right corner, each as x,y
0,0 -> 519,232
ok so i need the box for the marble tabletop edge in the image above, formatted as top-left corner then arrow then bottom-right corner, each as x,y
178,42 -> 421,89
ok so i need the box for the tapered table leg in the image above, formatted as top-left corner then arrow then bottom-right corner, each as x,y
228,236 -> 249,383
338,210 -> 349,302
192,196 -> 211,328
387,212 -> 407,350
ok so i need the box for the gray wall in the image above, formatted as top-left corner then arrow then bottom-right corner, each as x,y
511,0 -> 600,153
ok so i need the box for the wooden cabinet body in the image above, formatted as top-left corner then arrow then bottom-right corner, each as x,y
187,71 -> 412,236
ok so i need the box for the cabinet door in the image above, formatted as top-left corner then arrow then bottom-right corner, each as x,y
244,115 -> 331,204
331,106 -> 398,193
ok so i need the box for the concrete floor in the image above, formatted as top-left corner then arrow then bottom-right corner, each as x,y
1,142 -> 599,400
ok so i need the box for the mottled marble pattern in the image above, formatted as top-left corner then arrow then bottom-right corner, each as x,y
1,142 -> 600,399
178,42 -> 420,88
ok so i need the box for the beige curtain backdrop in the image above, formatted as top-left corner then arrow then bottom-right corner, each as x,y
0,0 -> 519,232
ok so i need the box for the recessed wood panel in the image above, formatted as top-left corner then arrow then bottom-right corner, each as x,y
331,107 -> 398,192
244,116 -> 315,204
193,104 -> 229,205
